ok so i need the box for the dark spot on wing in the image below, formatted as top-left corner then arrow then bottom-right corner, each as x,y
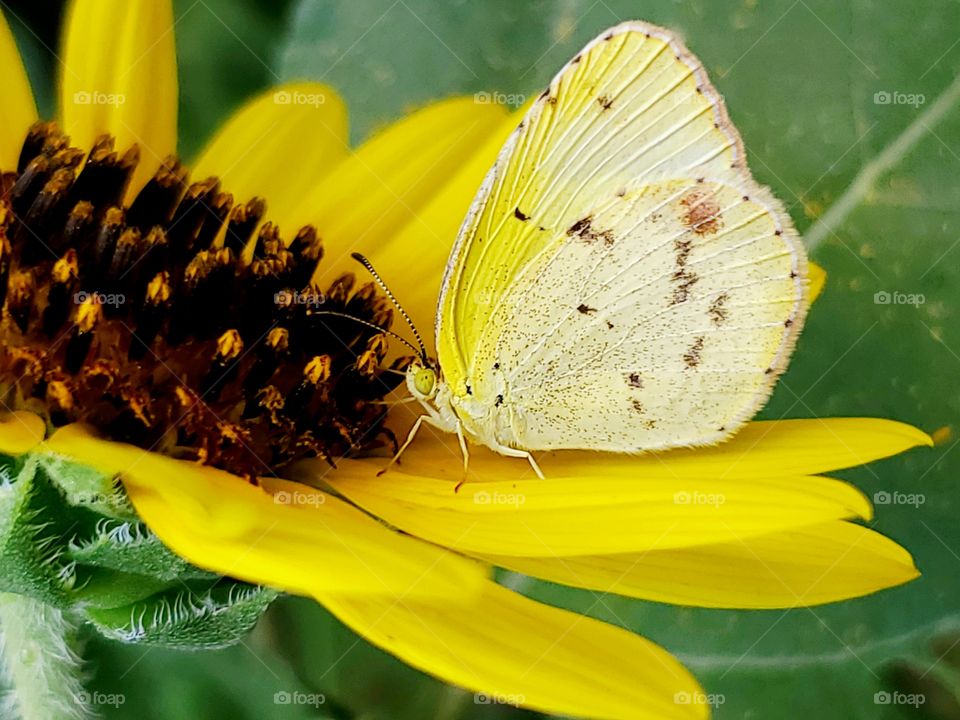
597,95 -> 613,111
709,293 -> 729,326
606,320 -> 614,329
493,362 -> 500,370
674,238 -> 692,268
626,372 -> 643,388
466,384 -> 473,395
670,269 -> 699,305
644,419 -> 657,430
784,318 -> 793,328
577,304 -> 597,315
632,399 -> 644,413
683,336 -> 705,369
567,215 -> 592,236
495,394 -> 503,407
514,207 -> 530,222
679,189 -> 722,236
571,54 -> 582,64
567,215 -> 614,246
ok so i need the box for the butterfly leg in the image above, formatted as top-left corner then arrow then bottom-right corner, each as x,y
491,443 -> 545,480
453,421 -> 471,492
377,412 -> 455,476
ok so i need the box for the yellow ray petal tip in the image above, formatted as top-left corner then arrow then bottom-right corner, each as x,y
808,260 -> 826,303
0,411 -> 46,455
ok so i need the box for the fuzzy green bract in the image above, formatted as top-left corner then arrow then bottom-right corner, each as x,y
0,451 -> 274,649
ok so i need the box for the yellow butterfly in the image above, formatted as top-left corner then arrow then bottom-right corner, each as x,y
381,21 -> 808,479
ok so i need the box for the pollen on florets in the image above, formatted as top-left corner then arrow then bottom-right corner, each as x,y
0,121 -> 409,478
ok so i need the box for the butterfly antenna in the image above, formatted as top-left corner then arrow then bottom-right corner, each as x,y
312,310 -> 422,357
351,252 -> 429,362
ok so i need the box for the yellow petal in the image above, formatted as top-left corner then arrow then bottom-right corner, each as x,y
535,417 -> 932,481
285,97 -> 509,265
41,425 -> 485,599
485,521 -> 919,609
60,0 -> 177,195
322,580 -> 708,720
808,260 -> 826,303
191,82 -> 348,234
0,411 -> 46,455
0,12 -> 37,172
323,436 -> 872,557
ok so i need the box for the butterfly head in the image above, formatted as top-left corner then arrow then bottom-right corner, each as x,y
406,360 -> 440,401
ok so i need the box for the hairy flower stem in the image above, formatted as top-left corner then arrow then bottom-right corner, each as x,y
0,593 -> 90,719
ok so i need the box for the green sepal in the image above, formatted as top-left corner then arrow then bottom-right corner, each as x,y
66,519 -> 218,582
37,453 -> 137,521
86,582 -> 279,650
70,567 -> 175,610
0,449 -> 279,648
0,456 -> 79,606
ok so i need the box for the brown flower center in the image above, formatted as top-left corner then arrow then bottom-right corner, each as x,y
0,121 -> 406,478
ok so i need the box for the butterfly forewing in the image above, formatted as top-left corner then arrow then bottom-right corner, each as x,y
435,21 -> 807,452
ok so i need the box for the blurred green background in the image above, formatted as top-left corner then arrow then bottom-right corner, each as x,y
4,0 -> 960,717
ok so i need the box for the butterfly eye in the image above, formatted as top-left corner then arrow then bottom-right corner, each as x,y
413,367 -> 437,397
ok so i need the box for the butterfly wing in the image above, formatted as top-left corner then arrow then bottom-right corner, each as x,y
435,21 -> 807,452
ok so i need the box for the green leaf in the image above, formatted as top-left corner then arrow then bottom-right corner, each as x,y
276,1 -> 960,718
85,613 -> 326,720
279,0 -> 575,142
174,0 -> 295,161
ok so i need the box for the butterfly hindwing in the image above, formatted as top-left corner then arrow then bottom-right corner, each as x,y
435,21 -> 807,452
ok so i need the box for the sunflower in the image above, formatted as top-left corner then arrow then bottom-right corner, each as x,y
0,2 -> 931,719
